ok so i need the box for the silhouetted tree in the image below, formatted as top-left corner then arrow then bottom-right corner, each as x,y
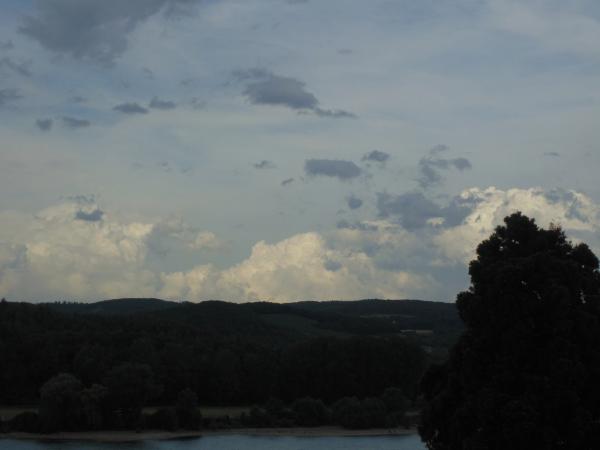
39,373 -> 83,432
419,213 -> 600,450
176,388 -> 202,430
104,363 -> 158,428
291,397 -> 329,426
80,384 -> 108,430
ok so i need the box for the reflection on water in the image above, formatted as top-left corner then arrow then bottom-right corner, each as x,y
1,434 -> 426,450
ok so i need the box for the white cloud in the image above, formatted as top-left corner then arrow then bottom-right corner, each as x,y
434,187 -> 600,265
1,187 -> 599,302
160,232 -> 434,302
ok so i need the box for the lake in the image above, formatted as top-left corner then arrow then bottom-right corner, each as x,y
0,435 -> 426,450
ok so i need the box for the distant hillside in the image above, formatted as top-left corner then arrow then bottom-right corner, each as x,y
43,297 -> 177,315
0,298 -> 462,406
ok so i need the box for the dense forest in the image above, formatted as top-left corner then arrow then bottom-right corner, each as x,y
0,297 -> 461,432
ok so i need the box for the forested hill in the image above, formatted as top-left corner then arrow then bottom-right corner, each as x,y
0,298 -> 462,407
43,297 -> 460,335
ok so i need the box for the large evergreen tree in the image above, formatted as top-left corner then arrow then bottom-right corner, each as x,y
419,212 -> 600,450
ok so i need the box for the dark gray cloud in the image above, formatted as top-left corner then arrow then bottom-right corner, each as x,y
253,160 -> 276,169
324,259 -> 342,272
236,68 -> 355,119
190,97 -> 206,110
281,177 -> 294,186
0,88 -> 23,106
376,191 -> 476,230
62,116 -> 91,128
362,150 -> 390,164
0,57 -> 32,77
305,159 -> 361,181
418,146 -> 472,188
66,194 -> 96,204
69,95 -> 87,104
377,191 -> 442,230
337,48 -> 353,55
19,0 -> 200,65
75,208 -> 104,222
544,151 -> 560,157
142,67 -> 154,79
244,75 -> 318,109
313,108 -> 356,119
149,96 -> 176,110
113,102 -> 148,114
336,220 -> 378,231
35,118 -> 53,131
347,195 -> 363,210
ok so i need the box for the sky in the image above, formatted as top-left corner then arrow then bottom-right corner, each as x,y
1,0 -> 600,303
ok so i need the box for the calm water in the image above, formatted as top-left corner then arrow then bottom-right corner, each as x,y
0,435 -> 426,450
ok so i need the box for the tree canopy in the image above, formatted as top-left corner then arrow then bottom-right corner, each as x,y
419,212 -> 600,450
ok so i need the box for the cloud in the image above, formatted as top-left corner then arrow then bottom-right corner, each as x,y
305,159 -> 362,181
418,145 -> 472,189
376,191 -> 477,231
0,88 -> 22,106
281,178 -> 294,186
149,97 -> 176,110
0,57 -> 32,77
362,150 -> 390,164
1,189 -> 599,302
114,102 -> 148,114
253,160 -> 276,169
244,74 -> 318,109
377,191 -> 444,230
62,116 -> 90,128
433,187 -> 600,266
75,208 -> 104,222
19,0 -> 200,65
236,68 -> 355,118
347,195 -> 363,210
544,151 -> 561,157
313,108 -> 357,119
159,232 -> 432,301
69,95 -> 87,104
35,118 -> 53,131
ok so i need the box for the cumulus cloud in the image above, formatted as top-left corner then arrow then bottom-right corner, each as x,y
362,150 -> 390,164
159,232 -> 432,301
434,187 -> 600,265
113,102 -> 148,114
236,68 -> 355,118
305,159 -> 362,181
62,116 -> 90,128
418,145 -> 472,189
347,195 -> 363,210
0,88 -> 22,106
19,0 -> 200,65
35,118 -> 53,131
0,189 -> 599,302
253,160 -> 276,169
149,97 -> 176,110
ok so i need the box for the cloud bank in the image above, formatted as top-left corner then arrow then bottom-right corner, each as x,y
1,187 -> 598,302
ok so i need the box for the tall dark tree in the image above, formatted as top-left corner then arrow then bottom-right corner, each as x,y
419,213 -> 600,450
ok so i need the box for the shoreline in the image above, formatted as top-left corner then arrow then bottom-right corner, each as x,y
2,426 -> 418,442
